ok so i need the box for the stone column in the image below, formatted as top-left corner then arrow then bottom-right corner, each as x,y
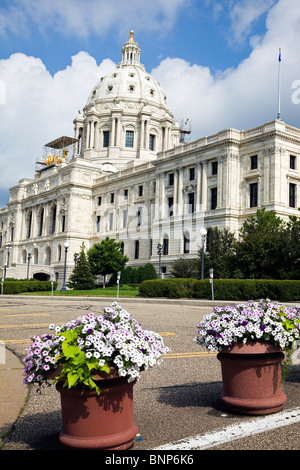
196,162 -> 201,211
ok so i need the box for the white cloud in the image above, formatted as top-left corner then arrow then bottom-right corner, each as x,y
228,0 -> 277,45
0,0 -> 189,39
0,52 -> 115,200
152,0 -> 300,139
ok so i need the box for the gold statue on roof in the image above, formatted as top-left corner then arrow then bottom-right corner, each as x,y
129,30 -> 134,43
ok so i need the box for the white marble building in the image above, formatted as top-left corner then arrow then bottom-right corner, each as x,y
0,32 -> 299,287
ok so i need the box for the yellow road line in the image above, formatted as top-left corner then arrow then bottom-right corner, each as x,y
0,322 -> 64,329
1,313 -> 50,318
2,339 -> 31,344
163,352 -> 217,359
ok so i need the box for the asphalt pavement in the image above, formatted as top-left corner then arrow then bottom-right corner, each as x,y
0,295 -> 300,456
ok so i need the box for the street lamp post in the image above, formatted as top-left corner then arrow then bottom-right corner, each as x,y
27,253 -> 32,279
200,228 -> 207,280
5,243 -> 12,279
157,243 -> 164,279
60,242 -> 70,292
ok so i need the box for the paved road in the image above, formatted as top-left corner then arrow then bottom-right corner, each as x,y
0,295 -> 300,452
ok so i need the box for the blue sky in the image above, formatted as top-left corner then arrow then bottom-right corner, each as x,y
1,0 -> 300,208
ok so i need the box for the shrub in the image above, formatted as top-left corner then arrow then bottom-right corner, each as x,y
3,280 -> 57,294
139,279 -> 300,301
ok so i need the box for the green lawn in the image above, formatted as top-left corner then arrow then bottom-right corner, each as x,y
25,286 -> 140,297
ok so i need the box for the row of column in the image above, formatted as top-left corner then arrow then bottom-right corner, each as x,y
74,116 -> 175,153
154,162 -> 208,218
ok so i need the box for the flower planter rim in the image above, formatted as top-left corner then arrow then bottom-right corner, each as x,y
220,341 -> 282,355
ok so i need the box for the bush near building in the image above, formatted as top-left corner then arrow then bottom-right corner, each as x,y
3,280 -> 57,294
139,278 -> 300,302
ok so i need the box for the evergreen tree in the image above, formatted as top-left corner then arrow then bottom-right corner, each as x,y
67,243 -> 95,290
87,237 -> 129,288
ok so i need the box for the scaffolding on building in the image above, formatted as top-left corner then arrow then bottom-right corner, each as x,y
35,136 -> 78,172
179,119 -> 192,144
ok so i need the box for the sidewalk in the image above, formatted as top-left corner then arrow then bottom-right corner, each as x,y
0,347 -> 27,440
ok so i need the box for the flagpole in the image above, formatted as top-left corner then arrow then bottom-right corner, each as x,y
277,48 -> 281,120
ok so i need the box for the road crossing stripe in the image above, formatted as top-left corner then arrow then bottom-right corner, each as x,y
154,407 -> 300,450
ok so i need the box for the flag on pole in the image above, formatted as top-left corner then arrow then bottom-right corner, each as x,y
277,48 -> 282,119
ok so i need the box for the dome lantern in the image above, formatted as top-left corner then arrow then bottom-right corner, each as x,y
121,30 -> 141,66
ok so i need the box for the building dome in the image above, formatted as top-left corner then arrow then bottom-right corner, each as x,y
74,31 -> 180,168
85,31 -> 172,118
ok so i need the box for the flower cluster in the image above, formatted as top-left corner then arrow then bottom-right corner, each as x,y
194,299 -> 300,352
23,302 -> 169,390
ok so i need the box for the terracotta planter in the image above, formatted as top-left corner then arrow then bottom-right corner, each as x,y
217,341 -> 287,415
55,369 -> 138,450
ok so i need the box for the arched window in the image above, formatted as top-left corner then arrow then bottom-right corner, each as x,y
33,247 -> 39,265
38,208 -> 44,236
183,232 -> 190,253
45,246 -> 51,265
163,235 -> 169,255
58,245 -> 62,261
134,240 -> 139,259
50,205 -> 57,234
26,211 -> 32,239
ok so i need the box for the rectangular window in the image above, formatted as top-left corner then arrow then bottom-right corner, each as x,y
96,216 -> 101,232
153,181 -> 156,194
188,192 -> 195,213
97,196 -> 101,206
149,134 -> 155,151
122,209 -> 127,228
168,197 -> 173,217
125,130 -> 134,148
189,167 -> 195,181
290,155 -> 296,170
110,193 -> 114,204
124,189 -> 128,200
109,213 -> 114,230
211,188 -> 217,210
212,161 -> 218,175
251,155 -> 258,170
168,173 -> 174,186
138,185 -> 143,197
250,182 -> 258,207
103,131 -> 110,147
289,183 -> 296,207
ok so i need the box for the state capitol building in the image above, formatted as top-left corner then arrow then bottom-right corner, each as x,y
0,32 -> 299,288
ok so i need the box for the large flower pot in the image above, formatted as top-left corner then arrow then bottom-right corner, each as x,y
217,342 -> 287,415
55,369 -> 138,450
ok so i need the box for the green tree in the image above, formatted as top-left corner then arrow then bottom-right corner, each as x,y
170,257 -> 200,279
235,208 -> 286,279
279,214 -> 300,279
202,227 -> 237,278
67,243 -> 95,290
137,263 -> 158,282
87,237 -> 129,288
